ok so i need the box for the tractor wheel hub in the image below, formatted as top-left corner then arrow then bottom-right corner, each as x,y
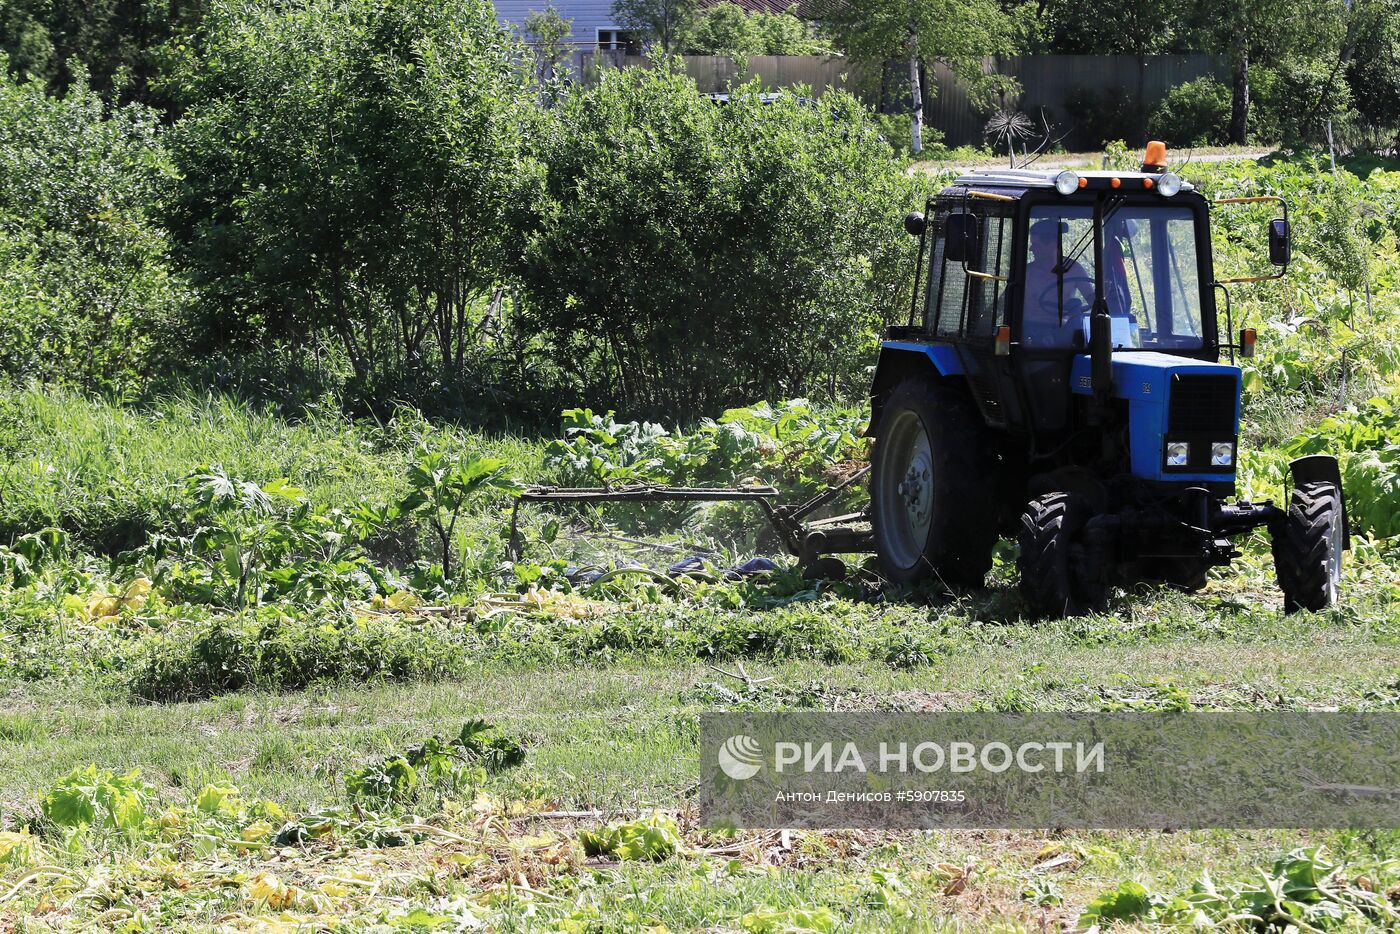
900,452 -> 933,528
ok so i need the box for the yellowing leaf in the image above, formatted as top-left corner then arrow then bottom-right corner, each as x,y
86,594 -> 120,619
386,590 -> 421,611
316,879 -> 351,898
0,829 -> 35,866
247,871 -> 298,910
240,821 -> 273,845
121,577 -> 153,605
196,784 -> 241,815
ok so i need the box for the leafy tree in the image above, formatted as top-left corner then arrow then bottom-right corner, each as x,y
524,4 -> 573,102
165,0 -> 540,404
807,0 -> 1014,154
753,7 -> 828,54
516,66 -> 918,416
1347,0 -> 1400,148
681,3 -> 768,62
1189,0 -> 1345,144
0,0 -> 206,106
0,62 -> 180,392
1039,0 -> 1194,57
610,0 -> 698,54
680,3 -> 826,59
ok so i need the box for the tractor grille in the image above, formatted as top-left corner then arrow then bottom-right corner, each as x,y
1168,374 -> 1237,434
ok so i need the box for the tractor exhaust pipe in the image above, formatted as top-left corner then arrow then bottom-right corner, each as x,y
1090,311 -> 1113,417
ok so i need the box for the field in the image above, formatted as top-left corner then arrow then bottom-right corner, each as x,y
1,153 -> 1400,931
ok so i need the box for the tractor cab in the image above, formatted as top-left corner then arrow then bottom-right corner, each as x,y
868,143 -> 1348,616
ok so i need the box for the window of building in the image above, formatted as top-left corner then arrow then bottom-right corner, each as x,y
597,29 -> 640,53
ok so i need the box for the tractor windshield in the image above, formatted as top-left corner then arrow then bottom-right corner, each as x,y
1021,203 -> 1206,351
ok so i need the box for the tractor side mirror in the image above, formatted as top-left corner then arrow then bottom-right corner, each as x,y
904,211 -> 926,237
943,212 -> 978,264
1269,218 -> 1291,266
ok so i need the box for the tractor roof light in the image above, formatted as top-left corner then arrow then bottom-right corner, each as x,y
1142,140 -> 1168,173
1054,170 -> 1080,196
1156,172 -> 1183,197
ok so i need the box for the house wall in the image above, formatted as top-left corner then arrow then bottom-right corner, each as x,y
494,0 -> 622,49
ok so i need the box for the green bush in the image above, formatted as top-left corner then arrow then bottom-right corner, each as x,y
679,3 -> 826,58
165,0 -> 540,408
1251,60 -> 1355,148
517,67 -> 917,417
1148,76 -> 1231,147
0,64 -> 181,394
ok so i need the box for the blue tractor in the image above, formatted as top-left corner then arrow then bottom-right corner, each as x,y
868,143 -> 1349,616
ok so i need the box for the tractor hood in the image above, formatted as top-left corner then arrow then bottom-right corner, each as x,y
1070,352 -> 1241,404
1071,352 -> 1243,485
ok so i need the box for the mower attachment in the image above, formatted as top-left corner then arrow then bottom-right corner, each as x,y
506,468 -> 874,576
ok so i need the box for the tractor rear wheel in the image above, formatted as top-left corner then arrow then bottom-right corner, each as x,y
1017,492 -> 1108,617
870,378 -> 999,588
1272,481 -> 1344,613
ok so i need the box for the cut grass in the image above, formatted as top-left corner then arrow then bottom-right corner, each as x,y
5,621 -> 1400,811
5,641 -> 1400,929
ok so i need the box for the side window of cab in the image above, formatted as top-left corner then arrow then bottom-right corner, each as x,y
923,199 -> 1012,340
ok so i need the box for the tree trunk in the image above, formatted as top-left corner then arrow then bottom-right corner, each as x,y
1230,45 -> 1250,145
908,35 -> 923,155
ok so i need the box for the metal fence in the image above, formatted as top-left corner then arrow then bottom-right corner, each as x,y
926,54 -> 1230,148
571,52 -> 1229,149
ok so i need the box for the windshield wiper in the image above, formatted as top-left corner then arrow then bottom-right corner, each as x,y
1055,194 -> 1128,274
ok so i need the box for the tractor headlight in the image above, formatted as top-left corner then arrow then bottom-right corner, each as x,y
1166,442 -> 1190,467
1156,172 -> 1183,197
1211,442 -> 1235,466
1054,170 -> 1081,196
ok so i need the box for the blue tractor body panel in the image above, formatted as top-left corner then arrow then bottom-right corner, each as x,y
880,341 -> 964,377
1070,352 -> 1241,484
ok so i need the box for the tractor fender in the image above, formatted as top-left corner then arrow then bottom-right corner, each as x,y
1288,454 -> 1350,550
867,343 -> 964,436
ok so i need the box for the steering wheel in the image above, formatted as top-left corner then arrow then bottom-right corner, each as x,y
1036,275 -> 1095,318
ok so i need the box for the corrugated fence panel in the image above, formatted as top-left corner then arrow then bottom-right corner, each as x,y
929,55 -> 1229,148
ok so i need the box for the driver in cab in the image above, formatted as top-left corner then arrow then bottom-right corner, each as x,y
1022,218 -> 1094,346
1022,217 -> 1138,347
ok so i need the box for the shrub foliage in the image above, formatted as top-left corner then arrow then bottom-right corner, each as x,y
518,67 -> 916,416
0,64 -> 179,393
164,0 -> 541,403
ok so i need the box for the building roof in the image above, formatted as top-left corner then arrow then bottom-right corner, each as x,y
699,0 -> 799,13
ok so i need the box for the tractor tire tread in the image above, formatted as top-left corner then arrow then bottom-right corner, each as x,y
1017,492 -> 1085,617
1272,480 -> 1341,613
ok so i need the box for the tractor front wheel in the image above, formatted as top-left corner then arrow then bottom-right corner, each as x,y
870,379 -> 998,588
1272,481 -> 1344,613
1017,492 -> 1108,617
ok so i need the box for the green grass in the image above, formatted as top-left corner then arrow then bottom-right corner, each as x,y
0,385 -> 545,554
